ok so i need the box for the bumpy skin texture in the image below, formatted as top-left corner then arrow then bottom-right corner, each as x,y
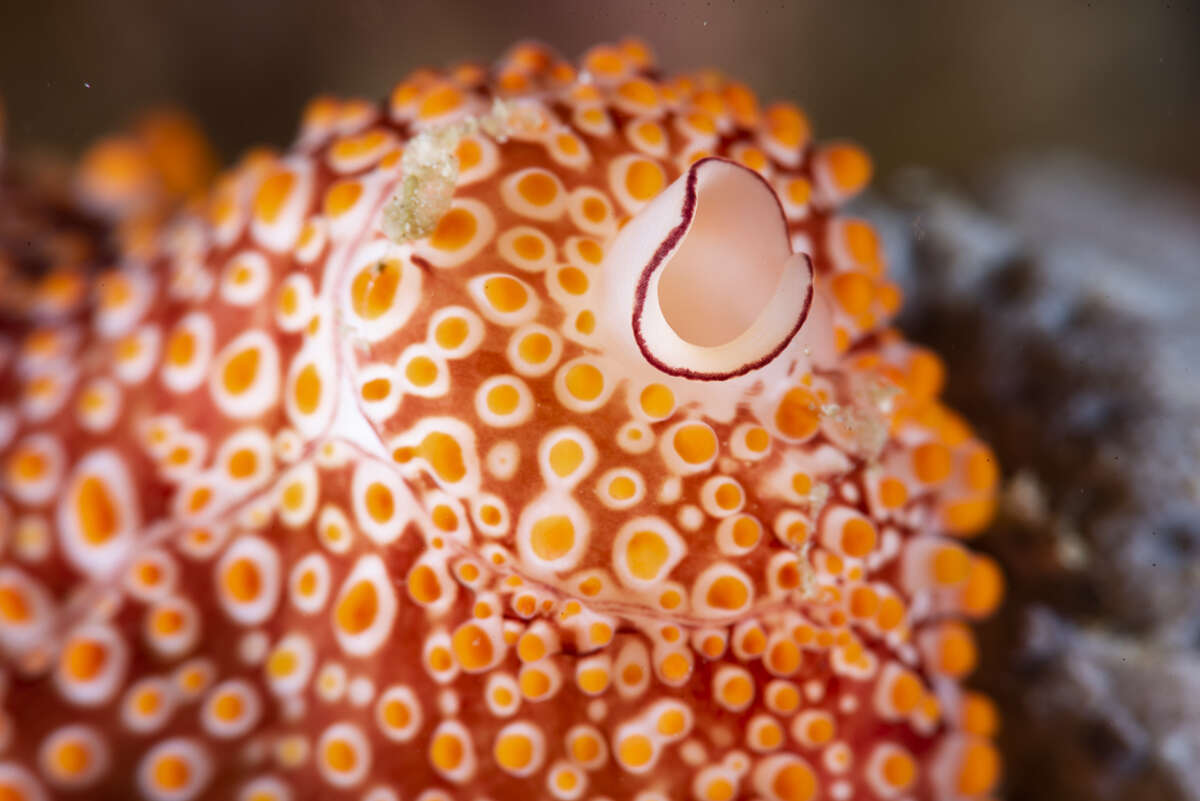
0,41 -> 1002,801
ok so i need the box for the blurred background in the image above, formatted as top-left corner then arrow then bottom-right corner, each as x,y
4,3 -> 1200,800
2,0 -> 1199,190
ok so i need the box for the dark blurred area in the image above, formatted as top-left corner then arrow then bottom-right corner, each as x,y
2,0 -> 1199,190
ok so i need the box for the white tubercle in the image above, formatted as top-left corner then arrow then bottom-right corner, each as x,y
598,157 -> 816,397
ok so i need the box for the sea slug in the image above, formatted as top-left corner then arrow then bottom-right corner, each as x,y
0,40 -> 1003,801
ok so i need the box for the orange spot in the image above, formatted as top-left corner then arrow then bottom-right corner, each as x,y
776,387 -> 820,440
741,627 -> 767,655
364,482 -> 394,523
323,179 -> 362,217
710,482 -> 739,506
548,439 -> 584,477
557,266 -> 588,295
787,177 -> 812,206
745,427 -> 771,452
913,442 -> 952,484
768,640 -> 802,675
956,738 -> 1001,796
822,142 -> 873,196
223,558 -> 261,603
805,715 -> 834,745
589,622 -> 613,645
618,78 -> 660,109
351,259 -> 402,320
452,623 -> 494,670
324,738 -> 357,773
831,271 -> 874,317
165,329 -> 195,367
62,638 -> 107,681
585,46 -> 625,76
383,699 -> 411,729
721,673 -> 753,707
848,586 -> 879,618
889,671 -> 922,714
962,555 -> 1004,618
455,138 -> 482,171
419,84 -> 464,119
582,196 -> 607,222
49,739 -> 90,778
76,476 -> 119,545
962,691 -> 1000,738
431,505 -> 458,532
626,530 -> 669,581
577,239 -> 604,264
430,207 -> 477,251
222,348 -> 259,395
673,423 -> 717,464
517,332 -> 552,363
266,647 -> 297,678
151,753 -> 190,789
936,622 -> 978,678
408,565 -> 441,603
434,317 -> 469,349
966,447 -> 999,491
212,691 -> 243,721
841,517 -> 877,557
570,733 -> 600,764
516,171 -> 559,206
617,734 -> 653,768
608,476 -> 637,500
512,234 -> 545,262
495,733 -> 534,771
294,364 -> 321,414
639,384 -> 674,418
483,275 -> 528,312
531,516 -> 574,561
882,751 -> 917,789
879,477 -> 908,508
933,545 -> 971,585
519,668 -> 551,698
843,219 -> 882,273
407,432 -> 465,483
336,581 -> 379,634
253,169 -> 295,223
361,378 -> 391,402
943,496 -> 997,536
625,159 -> 666,201
331,128 -> 389,163
765,102 -> 811,150
877,596 -> 906,630
227,449 -> 257,479
706,576 -> 748,610
405,356 -> 438,387
564,363 -> 604,401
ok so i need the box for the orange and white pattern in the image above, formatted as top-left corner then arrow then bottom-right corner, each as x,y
0,39 -> 1003,801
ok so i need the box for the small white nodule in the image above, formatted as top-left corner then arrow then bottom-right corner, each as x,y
599,157 -> 812,380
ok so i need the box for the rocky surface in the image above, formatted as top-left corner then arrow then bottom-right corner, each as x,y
868,156 -> 1200,801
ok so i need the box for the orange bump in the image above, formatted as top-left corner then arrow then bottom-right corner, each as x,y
76,476 -> 119,545
336,581 -> 378,634
430,207 -> 477,251
624,158 -> 666,202
820,141 -> 872,196
841,517 -> 877,558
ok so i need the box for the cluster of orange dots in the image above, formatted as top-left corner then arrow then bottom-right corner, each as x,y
0,37 -> 1003,801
